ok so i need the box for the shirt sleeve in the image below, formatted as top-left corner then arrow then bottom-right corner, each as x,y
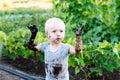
63,44 -> 71,55
40,42 -> 49,53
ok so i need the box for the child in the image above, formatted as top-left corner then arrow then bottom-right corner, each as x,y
27,17 -> 82,80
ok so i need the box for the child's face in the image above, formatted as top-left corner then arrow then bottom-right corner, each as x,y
47,25 -> 65,44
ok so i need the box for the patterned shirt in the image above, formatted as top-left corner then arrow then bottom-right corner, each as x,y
40,42 -> 70,80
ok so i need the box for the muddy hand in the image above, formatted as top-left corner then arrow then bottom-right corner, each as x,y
74,24 -> 83,54
27,24 -> 38,34
73,24 -> 83,36
27,24 -> 38,51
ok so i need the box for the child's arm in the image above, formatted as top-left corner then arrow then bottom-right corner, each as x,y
27,24 -> 39,51
69,24 -> 83,54
69,36 -> 82,54
75,36 -> 82,54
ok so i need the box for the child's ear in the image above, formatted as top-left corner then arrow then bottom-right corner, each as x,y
46,32 -> 48,38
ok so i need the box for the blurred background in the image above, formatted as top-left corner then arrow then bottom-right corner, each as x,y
0,0 -> 52,10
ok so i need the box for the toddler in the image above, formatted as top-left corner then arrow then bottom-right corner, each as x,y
27,17 -> 82,80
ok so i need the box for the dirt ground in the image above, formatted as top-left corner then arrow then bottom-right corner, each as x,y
1,56 -> 120,80
0,69 -> 25,80
0,57 -> 45,80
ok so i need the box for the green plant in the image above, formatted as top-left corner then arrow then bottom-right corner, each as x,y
0,8 -> 54,34
1,29 -> 47,60
53,1 -> 120,79
65,36 -> 120,79
53,0 -> 120,44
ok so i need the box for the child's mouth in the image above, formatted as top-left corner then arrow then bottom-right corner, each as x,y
56,38 -> 61,41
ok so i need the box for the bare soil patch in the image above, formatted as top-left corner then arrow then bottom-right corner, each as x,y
0,69 -> 25,80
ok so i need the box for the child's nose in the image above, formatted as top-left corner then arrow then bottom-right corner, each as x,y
56,32 -> 61,35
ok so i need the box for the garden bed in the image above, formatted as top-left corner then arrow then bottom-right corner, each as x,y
1,56 -> 120,80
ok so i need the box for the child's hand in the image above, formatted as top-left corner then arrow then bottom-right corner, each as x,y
72,24 -> 83,54
73,24 -> 83,36
27,24 -> 38,34
26,24 -> 38,51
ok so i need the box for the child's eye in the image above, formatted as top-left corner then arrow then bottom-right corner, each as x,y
52,30 -> 56,33
60,30 -> 63,32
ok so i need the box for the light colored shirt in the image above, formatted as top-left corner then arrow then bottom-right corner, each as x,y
40,42 -> 70,80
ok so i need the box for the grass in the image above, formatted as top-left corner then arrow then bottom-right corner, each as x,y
0,8 -> 54,34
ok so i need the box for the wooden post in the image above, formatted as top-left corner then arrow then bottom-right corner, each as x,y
0,41 -> 2,62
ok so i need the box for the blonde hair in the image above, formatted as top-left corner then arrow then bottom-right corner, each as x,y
45,17 -> 65,33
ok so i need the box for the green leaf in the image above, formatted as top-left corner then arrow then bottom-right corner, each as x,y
0,31 -> 7,41
38,52 -> 44,62
2,47 -> 9,56
98,41 -> 111,49
75,57 -> 85,67
23,50 -> 34,59
103,62 -> 114,72
16,49 -> 24,56
75,66 -> 80,74
113,42 -> 120,58
10,52 -> 16,60
90,68 -> 103,76
68,55 -> 76,67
